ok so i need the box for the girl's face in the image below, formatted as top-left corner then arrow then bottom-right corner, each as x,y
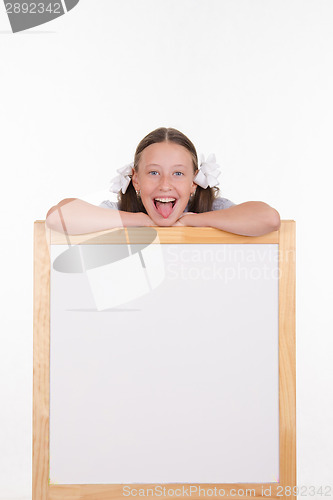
132,142 -> 198,226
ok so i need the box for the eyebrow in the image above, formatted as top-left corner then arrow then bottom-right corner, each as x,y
144,163 -> 187,169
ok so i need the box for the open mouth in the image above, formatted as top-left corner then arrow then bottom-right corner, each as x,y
153,197 -> 177,218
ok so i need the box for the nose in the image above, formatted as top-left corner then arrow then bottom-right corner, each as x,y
158,173 -> 173,191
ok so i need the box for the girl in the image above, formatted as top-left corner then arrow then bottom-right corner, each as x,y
46,127 -> 280,236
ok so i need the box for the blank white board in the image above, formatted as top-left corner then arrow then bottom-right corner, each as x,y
49,242 -> 279,484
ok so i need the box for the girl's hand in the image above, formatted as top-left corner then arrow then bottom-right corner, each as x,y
172,219 -> 185,227
141,213 -> 156,226
172,212 -> 197,226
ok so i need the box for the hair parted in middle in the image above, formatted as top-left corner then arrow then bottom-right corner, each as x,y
118,127 -> 220,213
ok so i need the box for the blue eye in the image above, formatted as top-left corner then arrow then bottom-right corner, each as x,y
149,171 -> 158,175
174,171 -> 184,176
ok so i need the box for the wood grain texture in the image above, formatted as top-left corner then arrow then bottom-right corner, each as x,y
279,221 -> 297,498
33,220 -> 296,500
33,222 -> 51,500
48,225 -> 280,245
49,483 -> 282,500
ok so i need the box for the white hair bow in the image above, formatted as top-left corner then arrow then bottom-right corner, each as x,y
109,162 -> 134,194
194,154 -> 221,189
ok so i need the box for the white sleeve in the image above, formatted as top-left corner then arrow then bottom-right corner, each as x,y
99,200 -> 119,209
211,197 -> 236,210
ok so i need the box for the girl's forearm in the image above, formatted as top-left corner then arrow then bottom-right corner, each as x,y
182,202 -> 281,236
45,198 -> 152,235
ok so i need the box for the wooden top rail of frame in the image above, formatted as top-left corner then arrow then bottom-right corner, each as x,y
34,221 -> 294,245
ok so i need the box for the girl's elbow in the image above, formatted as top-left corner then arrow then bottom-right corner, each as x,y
46,205 -> 57,220
252,202 -> 281,233
45,208 -> 59,230
269,208 -> 281,231
45,198 -> 77,230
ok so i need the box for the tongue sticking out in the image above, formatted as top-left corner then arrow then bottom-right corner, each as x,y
155,201 -> 174,218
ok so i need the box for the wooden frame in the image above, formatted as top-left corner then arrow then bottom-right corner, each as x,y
33,221 -> 296,500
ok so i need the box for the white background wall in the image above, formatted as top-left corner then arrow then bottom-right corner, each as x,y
0,0 -> 332,498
